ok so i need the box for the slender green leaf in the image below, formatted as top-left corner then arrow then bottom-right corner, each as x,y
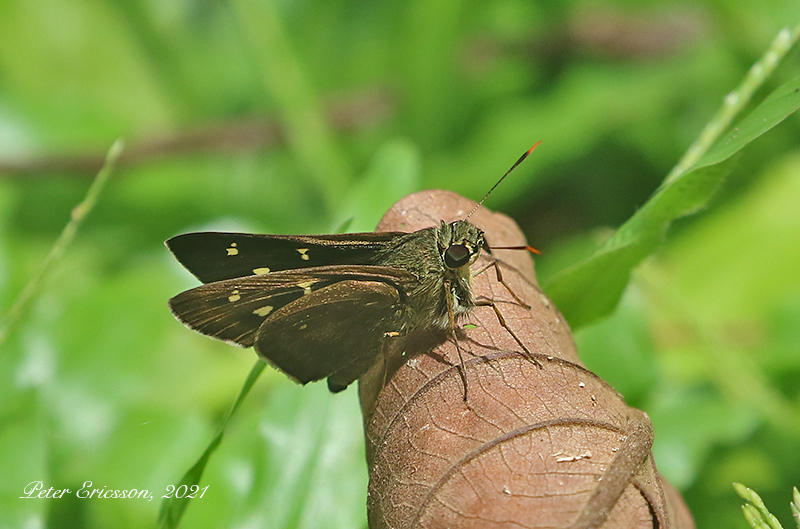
157,360 -> 266,529
691,79 -> 800,172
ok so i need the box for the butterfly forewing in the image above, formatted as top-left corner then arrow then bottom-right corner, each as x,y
166,231 -> 403,283
255,280 -> 407,390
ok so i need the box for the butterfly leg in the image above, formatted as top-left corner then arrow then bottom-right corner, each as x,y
492,260 -> 531,309
377,329 -> 404,391
473,259 -> 531,310
444,279 -> 470,401
474,299 -> 543,369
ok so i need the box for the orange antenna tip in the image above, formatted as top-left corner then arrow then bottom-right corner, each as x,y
490,245 -> 541,255
527,140 -> 542,155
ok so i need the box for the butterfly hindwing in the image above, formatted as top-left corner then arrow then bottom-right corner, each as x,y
168,265 -> 416,389
166,231 -> 403,283
254,279 -> 407,389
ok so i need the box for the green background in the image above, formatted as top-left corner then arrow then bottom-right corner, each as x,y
1,0 -> 799,528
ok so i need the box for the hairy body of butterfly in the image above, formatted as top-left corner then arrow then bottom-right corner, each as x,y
167,220 -> 490,393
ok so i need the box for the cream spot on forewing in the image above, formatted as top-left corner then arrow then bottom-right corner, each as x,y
296,248 -> 310,261
296,280 -> 314,295
299,324 -> 308,330
253,267 -> 271,275
228,289 -> 241,302
253,305 -> 274,317
226,242 -> 239,256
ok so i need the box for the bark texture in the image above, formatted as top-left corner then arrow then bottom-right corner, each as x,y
359,190 -> 694,529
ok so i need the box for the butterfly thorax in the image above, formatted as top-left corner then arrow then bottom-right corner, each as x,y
373,220 -> 485,331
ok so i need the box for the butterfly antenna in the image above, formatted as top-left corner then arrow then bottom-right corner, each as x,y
465,140 -> 541,220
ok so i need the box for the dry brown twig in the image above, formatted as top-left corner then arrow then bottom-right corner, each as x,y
360,190 -> 695,529
0,87 -> 393,177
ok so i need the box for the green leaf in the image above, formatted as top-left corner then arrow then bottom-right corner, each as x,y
544,76 -> 800,329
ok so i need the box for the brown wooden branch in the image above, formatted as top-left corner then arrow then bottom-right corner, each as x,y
0,87 -> 394,177
359,190 -> 694,529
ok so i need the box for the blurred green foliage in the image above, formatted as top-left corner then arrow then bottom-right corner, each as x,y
1,0 -> 799,528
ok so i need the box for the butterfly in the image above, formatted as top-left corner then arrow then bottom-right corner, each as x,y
167,143 -> 541,394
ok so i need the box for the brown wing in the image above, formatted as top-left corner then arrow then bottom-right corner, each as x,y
168,265 -> 414,391
166,231 -> 404,283
254,280 -> 408,391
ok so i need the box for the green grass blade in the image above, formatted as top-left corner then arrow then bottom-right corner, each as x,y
543,24 -> 800,329
157,360 -> 266,529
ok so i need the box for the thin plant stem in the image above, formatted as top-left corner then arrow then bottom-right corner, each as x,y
0,140 -> 124,348
664,23 -> 800,186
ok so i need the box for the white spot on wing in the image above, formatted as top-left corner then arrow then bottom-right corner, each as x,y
253,267 -> 271,275
228,289 -> 241,302
253,305 -> 274,317
296,248 -> 310,261
227,242 -> 239,256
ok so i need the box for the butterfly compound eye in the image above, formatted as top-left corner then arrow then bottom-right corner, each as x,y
444,244 -> 472,269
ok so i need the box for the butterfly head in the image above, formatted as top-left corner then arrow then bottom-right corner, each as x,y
439,220 -> 486,272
